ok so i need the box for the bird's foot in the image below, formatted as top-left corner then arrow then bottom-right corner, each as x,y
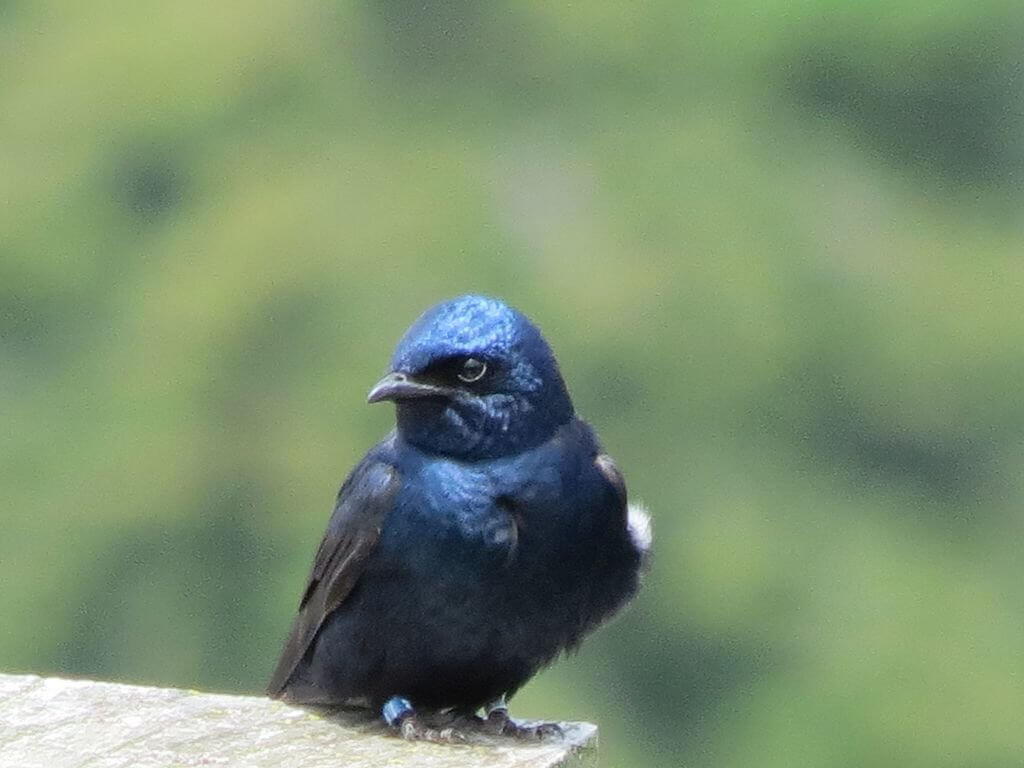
381,696 -> 468,743
484,710 -> 563,740
482,697 -> 563,740
399,717 -> 468,743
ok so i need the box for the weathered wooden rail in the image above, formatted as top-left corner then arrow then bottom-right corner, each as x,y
0,673 -> 596,767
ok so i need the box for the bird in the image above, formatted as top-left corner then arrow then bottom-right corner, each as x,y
267,294 -> 651,740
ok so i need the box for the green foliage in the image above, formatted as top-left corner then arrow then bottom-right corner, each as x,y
2,2 -> 1023,766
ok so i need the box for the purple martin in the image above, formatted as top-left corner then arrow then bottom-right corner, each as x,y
267,294 -> 651,739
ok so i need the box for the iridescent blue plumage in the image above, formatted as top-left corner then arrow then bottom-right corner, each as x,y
268,295 -> 650,740
392,295 -> 532,374
389,295 -> 574,460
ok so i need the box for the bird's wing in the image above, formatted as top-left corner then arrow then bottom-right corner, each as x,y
267,455 -> 399,697
595,452 -> 652,558
594,453 -> 627,509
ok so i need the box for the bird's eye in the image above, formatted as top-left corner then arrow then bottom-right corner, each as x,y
457,357 -> 487,383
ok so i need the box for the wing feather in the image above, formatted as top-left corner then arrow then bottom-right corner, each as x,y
595,452 -> 651,559
267,457 -> 399,697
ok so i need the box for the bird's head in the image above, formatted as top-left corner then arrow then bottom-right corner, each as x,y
368,295 -> 575,460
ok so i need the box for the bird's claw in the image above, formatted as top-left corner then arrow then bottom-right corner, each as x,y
398,716 -> 468,743
483,708 -> 563,740
481,708 -> 509,735
529,722 -> 565,740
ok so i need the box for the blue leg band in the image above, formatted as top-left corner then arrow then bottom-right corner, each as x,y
382,696 -> 414,727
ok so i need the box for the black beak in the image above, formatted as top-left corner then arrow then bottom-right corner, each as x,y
367,371 -> 449,404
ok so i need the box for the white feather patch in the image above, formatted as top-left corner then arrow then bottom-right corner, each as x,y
627,502 -> 653,554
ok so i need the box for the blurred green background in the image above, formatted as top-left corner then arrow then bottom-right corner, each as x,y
3,2 -> 1024,766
